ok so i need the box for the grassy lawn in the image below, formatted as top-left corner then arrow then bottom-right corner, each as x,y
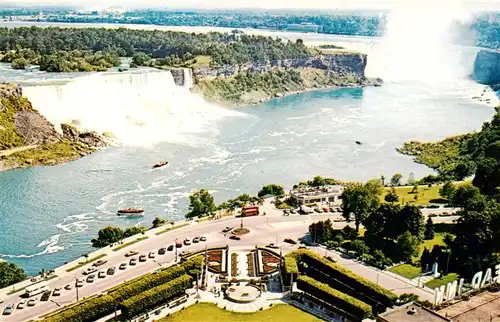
113,236 -> 148,251
65,254 -> 107,272
388,264 -> 422,279
155,223 -> 190,235
160,303 -> 322,322
189,55 -> 212,68
425,273 -> 459,289
413,233 -> 447,262
382,185 -> 445,205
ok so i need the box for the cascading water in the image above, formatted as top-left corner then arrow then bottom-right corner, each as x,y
365,1 -> 477,84
22,69 -> 243,146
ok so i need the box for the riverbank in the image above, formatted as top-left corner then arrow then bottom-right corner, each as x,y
0,84 -> 111,172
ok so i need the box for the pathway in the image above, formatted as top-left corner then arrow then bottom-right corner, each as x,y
0,144 -> 38,157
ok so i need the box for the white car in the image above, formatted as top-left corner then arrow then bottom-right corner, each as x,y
98,270 -> 106,278
148,251 -> 156,258
17,300 -> 26,309
83,266 -> 98,275
76,278 -> 85,287
27,298 -> 37,307
52,288 -> 62,296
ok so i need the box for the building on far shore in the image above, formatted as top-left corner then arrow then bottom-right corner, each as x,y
290,185 -> 344,206
377,302 -> 451,322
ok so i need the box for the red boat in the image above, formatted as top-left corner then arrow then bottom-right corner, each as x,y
117,208 -> 145,217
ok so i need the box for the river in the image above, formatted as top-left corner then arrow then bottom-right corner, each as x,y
0,22 -> 497,275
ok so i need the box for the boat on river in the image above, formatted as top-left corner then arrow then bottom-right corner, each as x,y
117,208 -> 145,217
152,161 -> 168,169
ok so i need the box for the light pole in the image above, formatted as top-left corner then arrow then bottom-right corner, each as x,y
74,277 -> 79,301
175,238 -> 178,262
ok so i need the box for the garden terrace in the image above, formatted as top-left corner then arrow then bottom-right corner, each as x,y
255,246 -> 282,276
231,252 -> 238,276
247,252 -> 256,277
297,276 -> 372,321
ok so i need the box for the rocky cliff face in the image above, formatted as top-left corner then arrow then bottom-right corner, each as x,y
472,50 -> 500,85
192,53 -> 367,80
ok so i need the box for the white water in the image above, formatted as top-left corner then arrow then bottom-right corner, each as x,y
23,69 -> 243,146
365,1 -> 477,84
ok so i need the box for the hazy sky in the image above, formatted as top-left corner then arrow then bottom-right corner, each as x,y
2,0 -> 500,11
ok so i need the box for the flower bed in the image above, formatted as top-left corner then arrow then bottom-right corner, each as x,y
260,250 -> 280,274
207,250 -> 223,273
247,252 -> 255,277
231,253 -> 238,277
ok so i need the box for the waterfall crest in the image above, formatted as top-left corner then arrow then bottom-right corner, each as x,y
23,70 -> 242,147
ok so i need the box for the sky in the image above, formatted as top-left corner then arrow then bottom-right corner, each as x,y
2,0 -> 500,11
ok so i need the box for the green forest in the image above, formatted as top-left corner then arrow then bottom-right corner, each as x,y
0,27 -> 314,72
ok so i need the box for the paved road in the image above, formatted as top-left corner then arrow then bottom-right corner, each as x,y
0,212 -> 439,320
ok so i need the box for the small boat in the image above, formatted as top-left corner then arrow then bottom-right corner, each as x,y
152,161 -> 168,169
117,208 -> 145,217
355,141 -> 363,145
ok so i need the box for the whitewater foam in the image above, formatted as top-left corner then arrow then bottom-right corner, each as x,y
23,70 -> 246,147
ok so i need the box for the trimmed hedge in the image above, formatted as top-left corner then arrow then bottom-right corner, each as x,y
44,258 -> 203,321
44,294 -> 116,322
120,274 -> 193,318
297,276 -> 372,320
109,265 -> 186,301
295,249 -> 397,307
283,253 -> 299,274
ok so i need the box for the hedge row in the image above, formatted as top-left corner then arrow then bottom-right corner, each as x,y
44,259 -> 202,321
283,253 -> 299,274
296,249 -> 397,306
44,294 -> 116,322
297,276 -> 372,320
120,274 -> 193,318
109,265 -> 186,301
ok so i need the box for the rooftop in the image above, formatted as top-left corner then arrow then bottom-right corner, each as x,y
437,290 -> 500,322
378,302 -> 451,322
291,185 -> 343,198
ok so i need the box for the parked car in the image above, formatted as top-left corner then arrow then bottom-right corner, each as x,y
64,284 -> 72,290
52,287 -> 62,296
83,266 -> 98,275
92,259 -> 108,267
200,236 -> 207,242
192,237 -> 200,243
290,209 -> 296,214
167,245 -> 175,251
129,258 -> 137,265
27,298 -> 37,307
98,270 -> 106,278
41,290 -> 51,301
158,247 -> 166,255
229,235 -> 241,240
175,241 -> 182,248
184,238 -> 191,246
125,250 -> 139,257
107,267 -> 116,275
148,251 -> 156,258
222,227 -> 233,233
17,300 -> 26,309
119,263 -> 127,270
139,254 -> 147,262
266,243 -> 279,249
3,304 -> 13,315
86,274 -> 96,283
284,238 -> 297,245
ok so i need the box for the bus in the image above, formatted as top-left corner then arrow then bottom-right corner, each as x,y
25,281 -> 50,298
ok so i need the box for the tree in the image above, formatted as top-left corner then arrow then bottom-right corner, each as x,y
257,184 -> 284,197
398,205 -> 425,240
439,181 -> 455,200
380,175 -> 386,186
124,226 -> 146,238
0,261 -> 26,288
451,183 -> 485,210
424,217 -> 435,240
396,232 -> 420,262
384,187 -> 399,203
341,181 -> 382,231
309,219 -> 334,244
364,203 -> 399,247
152,217 -> 166,228
390,173 -> 403,186
420,247 -> 431,271
311,176 -> 326,187
132,52 -> 151,66
349,240 -> 369,255
11,57 -> 29,69
186,189 -> 216,219
91,226 -> 124,248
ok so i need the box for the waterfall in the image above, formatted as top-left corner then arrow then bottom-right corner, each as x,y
183,68 -> 194,89
23,70 -> 243,147
365,1 -> 477,84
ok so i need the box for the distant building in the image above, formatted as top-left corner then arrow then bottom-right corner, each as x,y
290,185 -> 344,206
286,23 -> 321,33
378,302 -> 451,322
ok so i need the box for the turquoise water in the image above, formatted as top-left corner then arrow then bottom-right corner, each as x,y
0,79 -> 494,275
